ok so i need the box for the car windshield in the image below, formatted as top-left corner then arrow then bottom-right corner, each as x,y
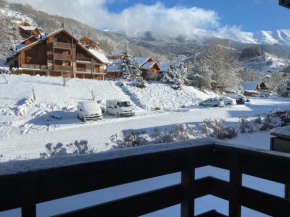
117,101 -> 131,107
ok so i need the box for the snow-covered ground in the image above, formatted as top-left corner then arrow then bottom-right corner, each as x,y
1,75 -> 290,216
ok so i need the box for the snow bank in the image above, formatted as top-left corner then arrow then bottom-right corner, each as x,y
123,82 -> 211,110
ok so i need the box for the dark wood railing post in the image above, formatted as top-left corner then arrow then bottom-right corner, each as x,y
229,154 -> 242,217
181,155 -> 196,217
21,175 -> 36,217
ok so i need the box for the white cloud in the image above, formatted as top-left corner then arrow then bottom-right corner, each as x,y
7,0 -> 222,39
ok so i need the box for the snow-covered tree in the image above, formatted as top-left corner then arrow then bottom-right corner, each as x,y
187,57 -> 212,89
161,63 -> 189,90
266,72 -> 284,90
119,45 -> 141,81
203,45 -> 241,92
0,7 -> 22,60
276,79 -> 290,98
239,68 -> 261,82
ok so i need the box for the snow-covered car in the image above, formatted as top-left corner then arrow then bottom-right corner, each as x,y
106,100 -> 135,117
77,101 -> 103,122
220,97 -> 237,106
224,93 -> 248,104
199,98 -> 225,107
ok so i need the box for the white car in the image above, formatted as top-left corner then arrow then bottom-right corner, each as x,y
77,101 -> 103,122
199,98 -> 225,107
220,97 -> 237,106
106,100 -> 135,117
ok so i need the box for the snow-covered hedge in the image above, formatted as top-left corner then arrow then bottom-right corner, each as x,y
111,124 -> 205,148
40,140 -> 93,158
199,118 -> 238,140
239,109 -> 290,133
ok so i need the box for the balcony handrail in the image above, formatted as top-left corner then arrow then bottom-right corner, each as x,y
21,64 -> 47,69
54,53 -> 72,61
54,65 -> 73,71
53,42 -> 72,49
1,138 -> 290,217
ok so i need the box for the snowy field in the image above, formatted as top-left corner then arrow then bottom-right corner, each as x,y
1,74 -> 290,216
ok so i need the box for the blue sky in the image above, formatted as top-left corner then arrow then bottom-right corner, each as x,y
7,0 -> 290,40
106,0 -> 290,32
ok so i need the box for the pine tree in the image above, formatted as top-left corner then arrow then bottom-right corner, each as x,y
119,45 -> 141,81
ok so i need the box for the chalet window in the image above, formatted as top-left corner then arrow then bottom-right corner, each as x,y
26,47 -> 38,57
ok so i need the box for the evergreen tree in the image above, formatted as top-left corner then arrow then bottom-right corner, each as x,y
119,45 -> 141,81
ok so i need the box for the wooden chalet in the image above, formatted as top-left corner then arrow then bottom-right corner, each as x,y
137,56 -> 160,80
18,24 -> 41,38
7,28 -> 106,80
141,62 -> 160,80
79,36 -> 99,50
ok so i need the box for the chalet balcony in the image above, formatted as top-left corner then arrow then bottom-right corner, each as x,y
76,67 -> 91,73
54,53 -> 72,61
53,42 -> 72,49
21,64 -> 47,69
76,56 -> 91,62
54,65 -> 73,71
0,138 -> 290,217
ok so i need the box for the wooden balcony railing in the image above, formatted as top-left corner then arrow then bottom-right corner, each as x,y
54,53 -> 72,61
53,42 -> 72,49
21,64 -> 47,69
76,67 -> 91,72
54,65 -> 72,71
1,138 -> 290,217
76,56 -> 91,62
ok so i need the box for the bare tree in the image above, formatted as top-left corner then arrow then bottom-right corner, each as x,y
266,72 -> 284,90
201,44 -> 242,92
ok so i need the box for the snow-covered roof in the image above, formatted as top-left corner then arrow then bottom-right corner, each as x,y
109,52 -> 123,58
112,59 -> 123,65
159,62 -> 180,72
107,65 -> 121,73
88,49 -> 111,64
241,81 -> 262,91
141,62 -> 155,70
46,28 -> 79,42
16,44 -> 26,50
18,26 -> 38,31
15,40 -> 40,54
137,56 -> 151,66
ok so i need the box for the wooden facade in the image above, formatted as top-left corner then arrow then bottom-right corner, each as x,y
138,57 -> 160,80
8,29 -> 106,80
141,62 -> 161,80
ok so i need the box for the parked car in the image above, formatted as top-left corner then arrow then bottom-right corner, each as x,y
199,98 -> 225,107
220,96 -> 237,106
77,101 -> 103,122
224,93 -> 248,104
253,90 -> 273,97
106,100 -> 135,117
